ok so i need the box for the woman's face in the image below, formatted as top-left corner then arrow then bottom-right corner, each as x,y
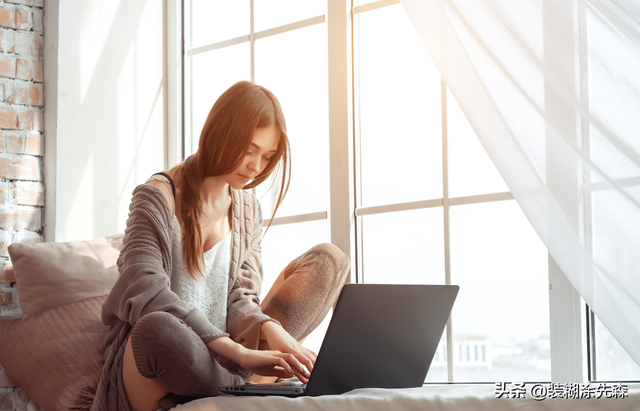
226,125 -> 279,189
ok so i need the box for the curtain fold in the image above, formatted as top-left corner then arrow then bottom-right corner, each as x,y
399,0 -> 640,366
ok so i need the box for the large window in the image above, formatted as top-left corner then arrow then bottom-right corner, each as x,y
174,0 -> 638,382
183,0 -> 332,352
351,1 -> 548,382
578,0 -> 640,381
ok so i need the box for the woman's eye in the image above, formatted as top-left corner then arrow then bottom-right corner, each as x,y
264,156 -> 272,161
247,150 -> 254,155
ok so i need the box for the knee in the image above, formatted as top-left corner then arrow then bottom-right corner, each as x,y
131,311 -> 183,351
130,311 -> 197,377
311,243 -> 350,284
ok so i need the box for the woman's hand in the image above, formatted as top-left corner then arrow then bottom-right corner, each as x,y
235,348 -> 305,379
206,336 -> 306,379
261,321 -> 316,383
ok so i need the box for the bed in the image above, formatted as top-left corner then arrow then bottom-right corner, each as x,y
174,384 -> 640,411
20,383 -> 640,411
0,236 -> 638,411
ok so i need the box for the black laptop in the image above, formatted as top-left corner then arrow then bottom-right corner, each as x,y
219,283 -> 459,397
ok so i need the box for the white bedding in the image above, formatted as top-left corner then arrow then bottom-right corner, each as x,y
23,383 -> 639,411
173,383 -> 640,411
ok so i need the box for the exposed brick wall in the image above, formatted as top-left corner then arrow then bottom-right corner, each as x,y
0,0 -> 44,313
0,0 -> 43,408
0,387 -> 29,411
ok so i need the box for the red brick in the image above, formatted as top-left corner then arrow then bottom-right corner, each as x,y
32,7 -> 42,32
0,181 -> 8,203
0,54 -> 16,79
24,131 -> 42,156
0,316 -> 20,325
15,58 -> 31,80
14,229 -> 41,244
0,260 -> 15,282
0,229 -> 11,256
0,7 -> 16,30
5,0 -> 36,6
5,81 -> 42,106
15,106 -> 42,130
0,289 -> 12,306
0,154 -> 41,180
0,204 -> 41,230
15,8 -> 31,31
0,181 -> 10,204
0,388 -> 15,410
0,106 -> 18,129
4,130 -> 21,153
15,106 -> 33,129
15,58 -> 43,82
15,388 -> 31,409
14,31 -> 42,57
8,135 -> 21,153
2,271 -> 15,283
33,59 -> 42,82
0,29 -> 16,53
8,155 -> 40,180
15,181 -> 43,206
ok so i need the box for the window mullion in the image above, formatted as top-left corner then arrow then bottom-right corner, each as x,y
328,0 -> 356,281
250,0 -> 255,82
352,4 -> 364,284
442,79 -> 454,383
165,0 -> 184,167
183,0 -> 193,158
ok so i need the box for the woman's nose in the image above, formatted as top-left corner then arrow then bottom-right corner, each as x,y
247,159 -> 260,172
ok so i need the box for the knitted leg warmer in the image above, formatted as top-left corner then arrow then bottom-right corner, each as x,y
128,242 -> 349,408
262,243 -> 351,341
129,311 -> 245,402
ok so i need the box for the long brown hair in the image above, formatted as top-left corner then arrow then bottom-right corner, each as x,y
174,81 -> 290,279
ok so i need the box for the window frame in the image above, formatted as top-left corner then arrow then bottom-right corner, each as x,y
165,0 -> 598,384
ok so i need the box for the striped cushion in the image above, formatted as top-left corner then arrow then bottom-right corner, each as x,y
0,296 -> 108,411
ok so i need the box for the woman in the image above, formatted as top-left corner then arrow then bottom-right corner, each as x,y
91,81 -> 350,411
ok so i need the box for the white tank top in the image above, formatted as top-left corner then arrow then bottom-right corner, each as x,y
169,214 -> 231,333
145,174 -> 231,332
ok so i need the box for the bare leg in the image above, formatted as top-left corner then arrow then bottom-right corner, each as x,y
123,311 -> 245,410
123,337 -> 169,411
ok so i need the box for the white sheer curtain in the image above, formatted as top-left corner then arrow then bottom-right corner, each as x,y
399,0 -> 640,366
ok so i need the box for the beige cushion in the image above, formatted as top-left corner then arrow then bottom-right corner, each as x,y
8,234 -> 123,317
0,296 -> 108,411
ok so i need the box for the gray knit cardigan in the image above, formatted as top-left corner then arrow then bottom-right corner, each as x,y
91,183 -> 275,411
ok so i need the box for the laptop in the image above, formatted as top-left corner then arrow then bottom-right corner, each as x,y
219,283 -> 459,397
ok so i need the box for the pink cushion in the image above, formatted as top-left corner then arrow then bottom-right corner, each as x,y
0,296 -> 108,411
8,235 -> 123,317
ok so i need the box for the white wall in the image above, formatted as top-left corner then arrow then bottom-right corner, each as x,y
44,0 -> 166,242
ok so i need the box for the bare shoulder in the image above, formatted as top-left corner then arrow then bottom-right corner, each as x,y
145,172 -> 175,216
